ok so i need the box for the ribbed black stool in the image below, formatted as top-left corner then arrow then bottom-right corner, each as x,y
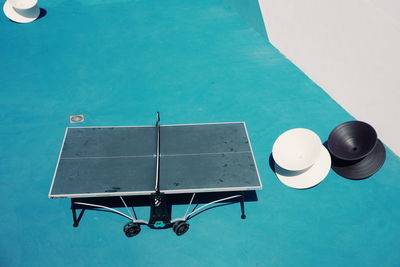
327,121 -> 386,179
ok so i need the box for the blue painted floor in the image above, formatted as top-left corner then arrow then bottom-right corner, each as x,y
1,0 -> 399,266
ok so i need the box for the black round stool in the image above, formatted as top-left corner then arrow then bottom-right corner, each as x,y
327,121 -> 386,179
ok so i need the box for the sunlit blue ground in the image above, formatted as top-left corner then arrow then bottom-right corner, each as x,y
1,0 -> 399,266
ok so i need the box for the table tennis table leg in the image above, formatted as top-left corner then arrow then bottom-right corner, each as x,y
240,192 -> 246,220
71,199 -> 85,227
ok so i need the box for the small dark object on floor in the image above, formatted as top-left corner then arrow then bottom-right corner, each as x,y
70,114 -> 84,123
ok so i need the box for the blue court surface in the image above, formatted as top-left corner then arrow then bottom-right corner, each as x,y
1,0 -> 400,266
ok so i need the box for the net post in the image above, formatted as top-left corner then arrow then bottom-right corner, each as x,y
155,112 -> 161,193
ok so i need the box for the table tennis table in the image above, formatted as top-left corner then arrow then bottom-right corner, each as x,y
49,114 -> 262,236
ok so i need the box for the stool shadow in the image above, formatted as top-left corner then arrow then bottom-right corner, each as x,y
323,140 -> 328,149
268,153 -> 275,172
38,8 -> 47,19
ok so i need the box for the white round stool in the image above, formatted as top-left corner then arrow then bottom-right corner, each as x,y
272,128 -> 331,189
3,0 -> 40,23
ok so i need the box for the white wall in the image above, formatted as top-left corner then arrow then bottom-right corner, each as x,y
258,0 -> 400,156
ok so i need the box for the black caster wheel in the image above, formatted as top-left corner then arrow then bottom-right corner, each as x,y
172,221 -> 189,236
241,215 -> 246,219
123,222 -> 141,237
